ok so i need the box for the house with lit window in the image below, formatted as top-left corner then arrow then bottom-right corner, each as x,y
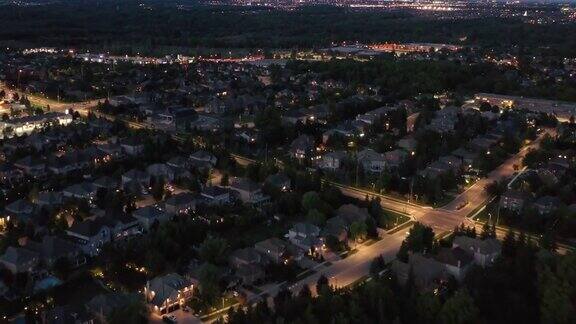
144,273 -> 194,315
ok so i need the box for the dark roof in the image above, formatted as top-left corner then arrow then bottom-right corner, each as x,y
435,247 -> 474,268
165,192 -> 195,206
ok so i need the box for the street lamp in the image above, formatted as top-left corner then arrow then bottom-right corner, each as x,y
17,69 -> 22,89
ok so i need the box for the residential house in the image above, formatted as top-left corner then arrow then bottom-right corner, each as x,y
63,182 -> 98,202
319,151 -> 348,171
144,273 -> 194,315
282,110 -> 309,125
120,138 -> 145,156
21,235 -> 86,268
14,156 -> 45,177
122,169 -> 151,188
439,155 -> 464,174
5,199 -> 36,221
357,149 -> 386,173
500,190 -> 530,212
65,218 -> 112,256
452,236 -> 502,267
265,173 -> 291,192
132,206 -> 171,231
229,247 -> 262,269
398,137 -> 418,152
93,176 -> 119,191
107,214 -> 142,241
534,196 -> 562,215
419,161 -> 453,179
0,246 -> 40,274
336,204 -> 370,225
147,163 -> 175,182
254,238 -> 290,264
391,253 -> 447,290
229,178 -> 270,205
287,223 -> 323,252
167,156 -> 190,170
165,192 -> 196,215
190,150 -> 217,168
201,186 -> 233,206
35,191 -> 63,209
434,247 -> 474,281
290,135 -> 315,161
150,107 -> 198,131
385,149 -> 408,169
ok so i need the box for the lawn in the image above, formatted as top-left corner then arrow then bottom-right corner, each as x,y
50,273 -> 109,307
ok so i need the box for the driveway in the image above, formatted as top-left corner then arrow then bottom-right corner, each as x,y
148,309 -> 202,324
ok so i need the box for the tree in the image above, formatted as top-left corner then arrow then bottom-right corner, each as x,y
107,297 -> 148,324
501,229 -> 517,257
369,256 -> 386,277
365,217 -> 379,239
415,292 -> 441,324
539,268 -> 575,324
197,263 -> 222,308
350,221 -> 368,242
199,237 -> 228,265
302,191 -> 322,212
397,222 -> 435,260
539,229 -> 557,252
480,222 -> 495,239
316,274 -> 330,295
220,173 -> 229,186
151,178 -> 165,202
306,209 -> 326,226
439,289 -> 479,324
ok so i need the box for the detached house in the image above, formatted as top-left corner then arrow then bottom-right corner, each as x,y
255,238 -> 290,264
5,199 -> 36,221
265,173 -> 291,192
357,149 -> 386,173
147,163 -> 175,182
434,247 -> 474,281
229,248 -> 264,285
534,196 -> 562,215
144,273 -> 194,315
63,182 -> 98,202
165,192 -> 196,215
122,169 -> 151,188
320,151 -> 348,171
66,218 -> 112,256
287,223 -> 323,252
190,150 -> 217,169
120,137 -> 145,156
0,246 -> 40,274
229,178 -> 270,205
500,190 -> 530,212
36,191 -> 63,209
14,156 -> 45,177
452,236 -> 501,267
22,235 -> 86,268
133,206 -> 171,231
201,186 -> 233,206
290,135 -> 315,161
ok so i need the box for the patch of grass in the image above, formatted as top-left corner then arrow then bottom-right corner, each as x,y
291,269 -> 316,283
387,220 -> 414,235
51,272 -> 108,307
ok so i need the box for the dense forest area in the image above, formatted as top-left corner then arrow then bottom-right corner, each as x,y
286,59 -> 576,101
1,0 -> 576,55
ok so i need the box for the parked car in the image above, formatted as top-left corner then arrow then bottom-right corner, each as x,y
162,315 -> 177,323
